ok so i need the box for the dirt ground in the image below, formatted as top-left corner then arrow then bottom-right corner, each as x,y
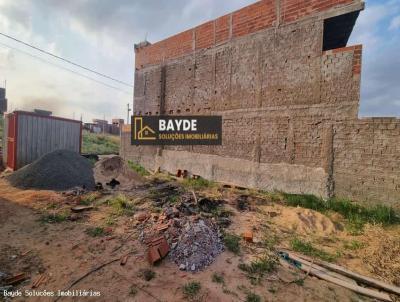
0,174 -> 399,302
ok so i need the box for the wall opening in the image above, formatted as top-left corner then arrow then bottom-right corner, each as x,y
323,11 -> 360,51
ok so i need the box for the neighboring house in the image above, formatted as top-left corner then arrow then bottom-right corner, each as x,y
0,88 -> 7,114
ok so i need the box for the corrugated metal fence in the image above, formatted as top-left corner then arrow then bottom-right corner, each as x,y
3,111 -> 82,170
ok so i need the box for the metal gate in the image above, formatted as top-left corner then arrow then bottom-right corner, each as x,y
6,113 -> 17,170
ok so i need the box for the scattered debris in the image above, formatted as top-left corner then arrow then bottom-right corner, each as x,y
135,212 -> 150,222
7,150 -> 95,190
243,230 -> 253,243
236,195 -> 249,211
106,178 -> 120,189
120,254 -> 129,266
4,273 -> 28,286
71,205 -> 93,213
198,198 -> 222,213
62,186 -> 87,197
31,274 -> 47,289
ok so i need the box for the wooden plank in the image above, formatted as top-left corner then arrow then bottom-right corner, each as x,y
282,252 -> 392,302
287,250 -> 400,296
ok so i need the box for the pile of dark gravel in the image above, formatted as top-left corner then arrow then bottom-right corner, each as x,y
7,149 -> 95,191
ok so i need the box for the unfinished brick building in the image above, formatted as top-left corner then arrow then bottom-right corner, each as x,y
121,0 -> 400,208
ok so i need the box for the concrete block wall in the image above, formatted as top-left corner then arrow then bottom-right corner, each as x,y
123,0 -> 400,207
333,118 -> 400,207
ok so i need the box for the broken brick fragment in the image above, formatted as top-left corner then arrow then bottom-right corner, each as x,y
146,236 -> 170,265
147,246 -> 161,265
243,230 -> 253,243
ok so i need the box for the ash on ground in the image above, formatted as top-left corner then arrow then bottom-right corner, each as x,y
169,219 -> 224,272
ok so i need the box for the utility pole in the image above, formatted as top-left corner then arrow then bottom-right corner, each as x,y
127,103 -> 132,125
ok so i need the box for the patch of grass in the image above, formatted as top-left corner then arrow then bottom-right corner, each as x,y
182,281 -> 201,299
246,292 -> 261,302
182,177 -> 215,190
268,287 -> 277,294
39,212 -> 68,224
263,234 -> 280,251
107,194 -> 135,216
343,240 -> 365,250
346,219 -> 365,235
82,130 -> 119,155
85,226 -> 107,237
80,193 -> 98,205
238,255 -> 278,285
128,160 -> 150,176
212,273 -> 225,284
140,269 -> 156,281
129,285 -> 138,297
224,233 -> 241,254
290,238 -> 336,262
45,203 -> 59,210
285,194 -> 326,211
104,216 -> 116,226
283,194 -> 400,229
255,190 -> 284,204
293,278 -> 305,286
167,194 -> 180,204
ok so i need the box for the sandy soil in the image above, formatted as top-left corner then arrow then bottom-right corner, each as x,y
0,177 -> 398,302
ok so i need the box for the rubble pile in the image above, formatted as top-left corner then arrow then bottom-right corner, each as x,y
169,219 -> 224,272
138,188 -> 225,272
7,150 -> 95,191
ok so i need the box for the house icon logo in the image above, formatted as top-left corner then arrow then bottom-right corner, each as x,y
134,117 -> 156,140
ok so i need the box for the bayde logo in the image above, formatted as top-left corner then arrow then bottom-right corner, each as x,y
131,116 -> 222,145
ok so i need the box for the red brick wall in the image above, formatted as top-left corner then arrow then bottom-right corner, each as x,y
135,0 -> 357,69
281,0 -> 354,23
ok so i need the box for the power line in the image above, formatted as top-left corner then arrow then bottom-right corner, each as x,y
0,42 -> 131,94
0,32 -> 133,88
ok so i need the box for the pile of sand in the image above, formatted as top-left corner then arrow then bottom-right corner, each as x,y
94,156 -> 144,190
270,206 -> 340,235
7,150 -> 95,191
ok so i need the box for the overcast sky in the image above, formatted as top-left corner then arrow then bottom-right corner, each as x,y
0,0 -> 399,122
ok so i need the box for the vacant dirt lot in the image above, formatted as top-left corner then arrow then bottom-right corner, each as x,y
0,171 -> 399,302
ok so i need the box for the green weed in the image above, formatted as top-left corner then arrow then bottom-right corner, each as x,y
343,240 -> 365,250
246,292 -> 261,302
238,255 -> 278,285
224,233 -> 241,254
80,193 -> 98,205
290,238 -> 336,262
212,273 -> 225,284
182,281 -> 201,299
39,212 -> 68,224
128,161 -> 150,176
107,195 -> 135,216
85,226 -> 107,237
182,177 -> 215,190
